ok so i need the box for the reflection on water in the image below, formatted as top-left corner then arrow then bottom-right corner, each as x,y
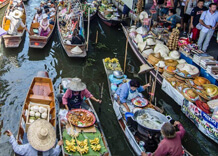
0,0 -> 217,156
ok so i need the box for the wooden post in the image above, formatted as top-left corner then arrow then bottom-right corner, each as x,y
124,35 -> 128,73
86,8 -> 90,51
95,30 -> 98,44
150,65 -> 159,102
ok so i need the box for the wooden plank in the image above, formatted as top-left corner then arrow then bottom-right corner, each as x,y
29,94 -> 52,101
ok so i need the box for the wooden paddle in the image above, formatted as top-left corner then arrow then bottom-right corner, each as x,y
99,82 -> 104,113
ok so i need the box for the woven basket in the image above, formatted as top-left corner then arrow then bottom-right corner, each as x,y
165,59 -> 178,67
147,53 -> 163,65
162,71 -> 174,78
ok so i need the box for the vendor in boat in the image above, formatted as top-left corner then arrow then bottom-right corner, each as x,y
71,29 -> 85,44
33,9 -> 43,23
39,14 -> 51,36
59,78 -> 101,110
5,119 -> 63,156
159,9 -> 177,30
6,9 -> 29,35
142,121 -> 186,156
115,79 -> 150,112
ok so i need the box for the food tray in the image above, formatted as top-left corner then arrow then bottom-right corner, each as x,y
131,97 -> 148,107
67,109 -> 96,128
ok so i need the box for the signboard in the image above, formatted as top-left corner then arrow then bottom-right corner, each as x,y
121,0 -> 133,10
182,100 -> 218,144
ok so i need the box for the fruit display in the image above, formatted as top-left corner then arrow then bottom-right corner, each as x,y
104,57 -> 122,71
63,129 -> 107,155
99,3 -> 119,20
167,27 -> 180,50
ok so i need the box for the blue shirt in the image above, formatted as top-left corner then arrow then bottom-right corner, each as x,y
167,14 -> 176,28
115,82 -> 145,104
9,135 -> 61,156
200,10 -> 218,32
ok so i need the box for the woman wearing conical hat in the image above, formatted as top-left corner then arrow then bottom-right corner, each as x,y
5,119 -> 63,156
60,78 -> 101,110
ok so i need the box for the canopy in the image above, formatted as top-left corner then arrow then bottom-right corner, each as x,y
121,0 -> 134,10
0,27 -> 6,37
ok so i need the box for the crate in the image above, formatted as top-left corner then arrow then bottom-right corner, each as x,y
26,102 -> 50,131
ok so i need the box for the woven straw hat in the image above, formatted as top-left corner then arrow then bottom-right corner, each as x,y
138,64 -> 154,74
27,119 -> 56,151
67,77 -> 86,91
203,84 -> 218,97
12,10 -> 23,19
70,46 -> 83,54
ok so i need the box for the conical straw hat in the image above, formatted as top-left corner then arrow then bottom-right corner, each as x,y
70,46 -> 83,54
67,77 -> 86,91
27,119 -> 56,151
138,64 -> 154,74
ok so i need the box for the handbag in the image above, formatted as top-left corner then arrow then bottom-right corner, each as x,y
196,11 -> 208,30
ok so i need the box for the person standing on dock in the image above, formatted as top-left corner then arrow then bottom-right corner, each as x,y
114,79 -> 150,112
142,121 -> 186,156
5,119 -> 63,156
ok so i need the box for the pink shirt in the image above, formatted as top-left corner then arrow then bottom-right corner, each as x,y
62,89 -> 93,105
149,124 -> 186,156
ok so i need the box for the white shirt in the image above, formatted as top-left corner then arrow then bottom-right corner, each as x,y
200,10 -> 218,33
9,135 -> 61,156
5,14 -> 25,35
34,13 -> 43,23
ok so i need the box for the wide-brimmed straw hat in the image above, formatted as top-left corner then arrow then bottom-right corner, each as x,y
67,77 -> 86,91
139,11 -> 148,20
70,46 -> 83,54
138,64 -> 154,74
203,84 -> 218,97
27,119 -> 56,151
12,10 -> 23,19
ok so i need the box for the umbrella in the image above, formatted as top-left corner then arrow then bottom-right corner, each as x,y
0,27 -> 7,37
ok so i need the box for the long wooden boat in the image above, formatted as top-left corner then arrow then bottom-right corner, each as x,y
102,58 -> 192,156
121,24 -> 163,84
98,11 -> 121,27
84,11 -> 97,22
2,2 -> 26,48
57,8 -> 87,57
16,72 -> 56,146
29,11 -> 57,48
0,0 -> 9,9
58,78 -> 111,156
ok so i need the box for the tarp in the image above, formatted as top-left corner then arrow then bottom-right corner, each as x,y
121,0 -> 134,10
0,27 -> 7,37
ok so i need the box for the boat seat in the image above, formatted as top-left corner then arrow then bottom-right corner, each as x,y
31,22 -> 40,29
29,94 -> 52,102
32,82 -> 51,96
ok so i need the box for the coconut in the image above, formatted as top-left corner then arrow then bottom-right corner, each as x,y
41,112 -> 48,119
29,111 -> 35,117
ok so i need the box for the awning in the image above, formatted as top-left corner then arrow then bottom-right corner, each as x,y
121,0 -> 134,10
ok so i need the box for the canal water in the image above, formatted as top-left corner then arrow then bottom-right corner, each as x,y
0,0 -> 217,155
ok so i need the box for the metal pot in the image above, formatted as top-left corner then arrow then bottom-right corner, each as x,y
132,109 -> 171,133
113,70 -> 124,79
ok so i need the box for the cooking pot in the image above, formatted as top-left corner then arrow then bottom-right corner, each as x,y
132,109 -> 171,133
113,70 -> 124,79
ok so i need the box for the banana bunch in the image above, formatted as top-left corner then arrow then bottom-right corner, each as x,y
90,138 -> 101,151
104,57 -> 110,63
77,139 -> 88,147
91,144 -> 101,151
89,138 -> 99,145
65,139 -> 77,152
110,58 -> 119,63
77,145 -> 89,154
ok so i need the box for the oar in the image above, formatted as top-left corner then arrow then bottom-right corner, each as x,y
99,82 -> 104,113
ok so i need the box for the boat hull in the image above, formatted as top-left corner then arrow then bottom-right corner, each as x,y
0,0 -> 9,9
97,12 -> 121,27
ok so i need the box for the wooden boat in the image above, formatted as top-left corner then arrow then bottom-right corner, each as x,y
121,24 -> 163,84
16,72 -> 56,146
84,10 -> 97,22
57,8 -> 87,57
97,11 -> 121,27
0,0 -> 9,9
2,2 -> 26,48
29,11 -> 57,48
102,58 -> 192,156
58,78 -> 111,156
